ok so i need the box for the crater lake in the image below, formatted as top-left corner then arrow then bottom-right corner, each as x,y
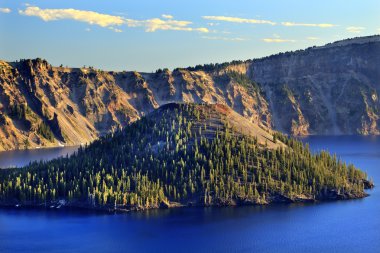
0,136 -> 379,253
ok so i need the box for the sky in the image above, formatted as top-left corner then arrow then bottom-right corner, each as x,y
0,0 -> 379,72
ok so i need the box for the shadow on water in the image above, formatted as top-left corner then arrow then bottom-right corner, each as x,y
0,146 -> 79,169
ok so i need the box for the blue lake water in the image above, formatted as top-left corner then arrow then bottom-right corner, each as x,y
0,146 -> 79,169
0,136 -> 379,253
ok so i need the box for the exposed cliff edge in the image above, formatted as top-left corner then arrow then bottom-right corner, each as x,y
249,35 -> 380,135
0,35 -> 379,151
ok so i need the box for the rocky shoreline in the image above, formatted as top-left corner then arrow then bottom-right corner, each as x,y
0,181 -> 373,213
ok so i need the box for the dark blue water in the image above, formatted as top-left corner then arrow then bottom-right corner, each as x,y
0,146 -> 79,168
0,136 -> 379,253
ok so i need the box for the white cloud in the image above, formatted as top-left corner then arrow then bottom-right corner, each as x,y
126,18 -> 208,33
202,36 -> 248,41
0,8 -> 11,13
262,34 -> 296,43
346,26 -> 365,33
203,16 -> 336,30
19,7 -> 124,27
307,37 -> 320,40
202,15 -> 276,25
19,6 -> 209,33
195,27 -> 209,33
109,27 -> 122,33
282,22 -> 337,28
161,14 -> 173,19
263,38 -> 296,43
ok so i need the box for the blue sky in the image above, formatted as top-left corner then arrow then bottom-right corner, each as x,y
0,0 -> 379,71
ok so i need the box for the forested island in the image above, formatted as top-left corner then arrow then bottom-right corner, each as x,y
0,103 -> 373,212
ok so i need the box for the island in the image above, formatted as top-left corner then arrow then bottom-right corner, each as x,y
0,103 -> 374,212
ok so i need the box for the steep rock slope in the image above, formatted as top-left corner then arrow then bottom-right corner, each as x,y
250,35 -> 380,135
0,59 -> 270,150
0,35 -> 379,150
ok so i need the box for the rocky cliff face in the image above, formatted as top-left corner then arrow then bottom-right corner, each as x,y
0,35 -> 379,150
250,35 -> 380,135
0,58 -> 270,150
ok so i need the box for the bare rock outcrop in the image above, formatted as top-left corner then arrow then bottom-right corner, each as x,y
0,35 -> 379,150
